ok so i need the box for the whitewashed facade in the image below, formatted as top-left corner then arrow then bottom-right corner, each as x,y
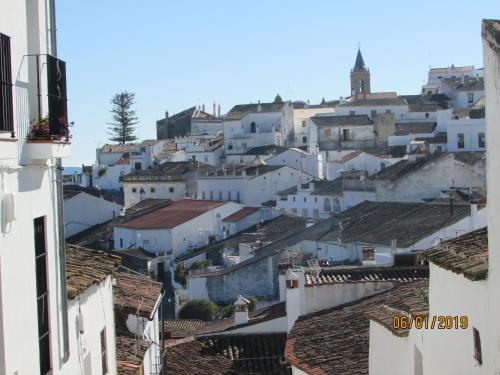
197,165 -> 314,207
64,189 -> 120,238
0,1 -> 115,374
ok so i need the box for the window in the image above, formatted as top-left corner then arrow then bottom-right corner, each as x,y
218,191 -> 222,200
313,209 -> 319,219
34,217 -> 51,375
132,188 -> 137,193
101,328 -> 108,374
343,129 -> 350,141
478,133 -> 485,148
323,198 -> 331,212
202,191 -> 206,200
204,156 -> 208,163
150,187 -> 155,193
473,328 -> 482,365
457,133 -> 465,149
293,197 -> 296,202
0,33 -> 14,134
468,93 -> 474,103
349,110 -> 355,116
134,162 -> 142,170
425,112 -> 429,118
142,239 -> 150,249
385,109 -> 391,114
370,110 -> 377,118
302,136 -> 307,143
236,191 -> 240,202
228,144 -> 233,150
301,120 -> 306,128
169,187 -> 174,193
304,197 -> 307,202
302,208 -> 308,217
228,191 -> 232,200
250,122 -> 256,133
314,197 -> 317,203
209,191 -> 213,200
192,155 -> 196,160
120,238 -> 123,248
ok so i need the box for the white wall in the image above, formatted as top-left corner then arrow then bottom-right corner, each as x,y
93,163 -> 131,191
325,152 -> 394,180
62,278 -> 117,375
123,180 -> 186,208
266,149 -> 320,178
369,321 -> 412,375
376,155 -> 486,202
336,104 -> 409,120
447,119 -> 486,152
64,193 -> 121,238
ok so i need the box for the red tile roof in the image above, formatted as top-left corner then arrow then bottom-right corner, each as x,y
115,199 -> 227,230
114,271 -> 163,318
223,207 -> 259,222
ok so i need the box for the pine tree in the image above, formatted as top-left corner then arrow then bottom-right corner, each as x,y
107,91 -> 139,144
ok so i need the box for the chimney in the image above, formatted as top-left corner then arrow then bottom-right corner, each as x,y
213,102 -> 216,116
233,295 -> 249,325
285,269 -> 304,333
218,104 -> 221,117
257,100 -> 262,112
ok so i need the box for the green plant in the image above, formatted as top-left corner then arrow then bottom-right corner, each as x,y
178,300 -> 219,321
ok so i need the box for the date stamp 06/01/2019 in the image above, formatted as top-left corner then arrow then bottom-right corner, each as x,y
392,315 -> 469,330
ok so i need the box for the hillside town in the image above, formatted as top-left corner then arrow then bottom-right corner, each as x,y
1,1 -> 500,375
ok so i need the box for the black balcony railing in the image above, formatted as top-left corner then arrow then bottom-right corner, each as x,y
29,54 -> 70,141
46,55 -> 69,140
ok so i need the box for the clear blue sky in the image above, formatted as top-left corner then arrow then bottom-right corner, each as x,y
57,0 -> 499,167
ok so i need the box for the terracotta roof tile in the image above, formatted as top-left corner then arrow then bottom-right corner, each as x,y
116,333 -> 151,375
305,265 -> 429,286
420,227 -> 488,280
163,319 -> 208,337
115,199 -> 227,230
114,271 -> 163,318
223,207 -> 259,222
65,245 -> 121,299
286,280 -> 428,374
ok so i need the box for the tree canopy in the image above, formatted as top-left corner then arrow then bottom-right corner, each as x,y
107,91 -> 139,144
178,299 -> 220,321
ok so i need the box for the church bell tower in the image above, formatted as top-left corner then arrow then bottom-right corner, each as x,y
350,48 -> 371,98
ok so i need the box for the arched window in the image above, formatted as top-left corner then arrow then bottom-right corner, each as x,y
139,188 -> 145,201
250,122 -> 256,133
359,80 -> 365,93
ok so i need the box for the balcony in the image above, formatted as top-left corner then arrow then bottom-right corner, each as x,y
24,140 -> 70,160
23,54 -> 71,161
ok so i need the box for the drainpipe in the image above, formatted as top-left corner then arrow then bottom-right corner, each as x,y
49,0 -> 69,362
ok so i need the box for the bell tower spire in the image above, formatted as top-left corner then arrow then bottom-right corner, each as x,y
350,47 -> 371,98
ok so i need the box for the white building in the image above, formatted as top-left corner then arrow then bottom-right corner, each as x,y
441,78 -> 485,108
292,103 -> 335,149
121,161 -> 215,208
276,178 -> 376,219
93,140 -> 170,191
335,95 -> 410,121
265,147 -> 321,178
311,114 -> 375,150
223,96 -> 294,155
373,152 -> 486,202
0,0 -> 83,373
436,108 -> 486,152
323,150 -> 397,180
63,185 -> 121,238
65,245 -> 120,375
175,134 -> 224,167
113,199 -> 244,256
197,164 -> 314,207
